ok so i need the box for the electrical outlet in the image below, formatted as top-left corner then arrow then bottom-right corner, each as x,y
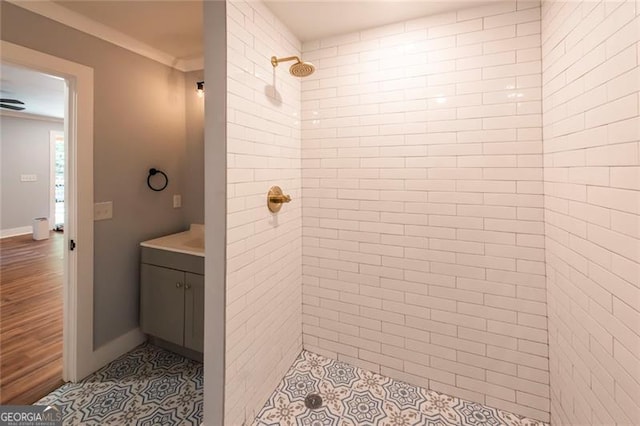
20,174 -> 37,182
94,201 -> 113,221
173,195 -> 182,208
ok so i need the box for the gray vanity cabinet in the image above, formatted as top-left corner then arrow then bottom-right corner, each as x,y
184,273 -> 204,352
140,247 -> 204,353
140,264 -> 185,346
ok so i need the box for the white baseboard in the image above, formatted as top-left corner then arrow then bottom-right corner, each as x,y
1,226 -> 32,238
91,328 -> 146,372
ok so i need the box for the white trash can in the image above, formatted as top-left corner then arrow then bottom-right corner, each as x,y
33,218 -> 49,240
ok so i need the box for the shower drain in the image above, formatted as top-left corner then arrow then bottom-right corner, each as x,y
304,393 -> 323,410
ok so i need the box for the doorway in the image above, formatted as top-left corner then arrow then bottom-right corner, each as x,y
1,40 -> 95,391
0,62 -> 67,403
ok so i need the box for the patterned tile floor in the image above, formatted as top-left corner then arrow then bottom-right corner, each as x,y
37,343 -> 202,425
252,351 -> 548,426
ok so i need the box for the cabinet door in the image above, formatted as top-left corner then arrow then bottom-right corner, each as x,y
140,264 -> 185,346
184,273 -> 204,352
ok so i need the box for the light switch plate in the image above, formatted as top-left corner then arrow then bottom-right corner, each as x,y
94,201 -> 113,221
20,174 -> 37,182
173,194 -> 182,208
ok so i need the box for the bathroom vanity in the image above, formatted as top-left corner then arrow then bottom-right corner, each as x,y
139,225 -> 204,358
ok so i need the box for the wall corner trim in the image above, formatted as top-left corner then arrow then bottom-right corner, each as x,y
0,110 -> 64,123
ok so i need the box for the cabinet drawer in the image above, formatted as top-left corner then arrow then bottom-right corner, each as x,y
141,247 -> 204,274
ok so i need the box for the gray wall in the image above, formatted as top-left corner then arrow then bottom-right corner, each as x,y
183,70 -> 204,226
0,116 -> 63,230
1,2 -> 193,348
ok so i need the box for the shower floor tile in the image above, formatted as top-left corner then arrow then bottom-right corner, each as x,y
252,351 -> 547,426
36,343 -> 202,425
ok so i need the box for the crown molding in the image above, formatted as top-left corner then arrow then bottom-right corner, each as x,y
177,57 -> 205,73
6,0 -> 203,72
0,109 -> 64,123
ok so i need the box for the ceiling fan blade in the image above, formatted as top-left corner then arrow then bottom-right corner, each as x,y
0,104 -> 26,111
0,98 -> 25,105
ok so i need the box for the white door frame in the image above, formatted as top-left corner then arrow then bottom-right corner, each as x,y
1,41 -> 95,382
49,130 -> 64,229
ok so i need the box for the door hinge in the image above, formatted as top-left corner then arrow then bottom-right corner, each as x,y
69,239 -> 76,251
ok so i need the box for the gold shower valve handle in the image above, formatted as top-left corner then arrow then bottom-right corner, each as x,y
267,186 -> 291,213
270,194 -> 291,203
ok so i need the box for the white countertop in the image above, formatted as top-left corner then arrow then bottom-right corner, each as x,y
140,224 -> 204,257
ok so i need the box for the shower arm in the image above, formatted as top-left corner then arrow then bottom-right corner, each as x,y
271,56 -> 301,67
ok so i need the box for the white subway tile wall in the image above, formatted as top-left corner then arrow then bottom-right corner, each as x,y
301,0 -> 550,422
541,0 -> 640,424
226,1 -> 303,424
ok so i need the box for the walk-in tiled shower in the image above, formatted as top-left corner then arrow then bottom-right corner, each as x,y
213,0 -> 640,424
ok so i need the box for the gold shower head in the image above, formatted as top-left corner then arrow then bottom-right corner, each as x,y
271,55 -> 315,77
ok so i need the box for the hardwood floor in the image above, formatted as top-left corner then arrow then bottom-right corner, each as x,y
0,232 -> 65,404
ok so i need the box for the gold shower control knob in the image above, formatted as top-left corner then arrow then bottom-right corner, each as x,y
270,194 -> 291,203
268,186 -> 291,213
